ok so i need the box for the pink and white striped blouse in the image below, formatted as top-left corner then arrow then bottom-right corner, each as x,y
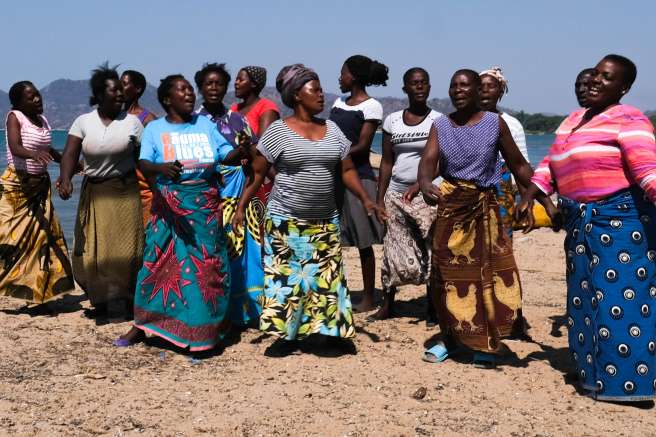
531,104 -> 656,203
4,110 -> 52,175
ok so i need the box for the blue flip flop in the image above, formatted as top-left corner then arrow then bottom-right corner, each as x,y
422,342 -> 450,363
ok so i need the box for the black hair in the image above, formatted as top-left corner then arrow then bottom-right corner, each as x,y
8,81 -> 36,109
344,55 -> 388,87
194,63 -> 231,89
89,62 -> 120,106
403,67 -> 429,85
122,70 -> 147,97
452,69 -> 481,86
157,74 -> 186,110
602,54 -> 637,87
576,68 -> 596,80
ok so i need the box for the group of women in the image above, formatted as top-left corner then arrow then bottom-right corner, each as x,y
2,53 -> 656,403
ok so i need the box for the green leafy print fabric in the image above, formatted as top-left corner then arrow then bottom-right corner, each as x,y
258,214 -> 355,340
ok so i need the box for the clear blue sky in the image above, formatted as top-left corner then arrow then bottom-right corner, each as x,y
1,0 -> 654,114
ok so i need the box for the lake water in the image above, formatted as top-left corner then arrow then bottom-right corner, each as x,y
0,130 -> 554,242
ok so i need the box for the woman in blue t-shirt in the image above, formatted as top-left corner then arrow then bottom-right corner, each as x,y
115,75 -> 248,351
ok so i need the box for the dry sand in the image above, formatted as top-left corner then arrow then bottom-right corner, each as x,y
2,228 -> 656,436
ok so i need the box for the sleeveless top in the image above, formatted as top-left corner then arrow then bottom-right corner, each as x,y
4,110 -> 52,175
436,111 -> 501,188
229,98 -> 279,136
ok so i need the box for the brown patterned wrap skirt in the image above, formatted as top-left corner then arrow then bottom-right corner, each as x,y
430,179 -> 523,353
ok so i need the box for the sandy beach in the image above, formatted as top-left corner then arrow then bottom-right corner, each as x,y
1,227 -> 656,436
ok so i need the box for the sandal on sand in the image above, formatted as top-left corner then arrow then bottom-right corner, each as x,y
473,352 -> 497,369
422,342 -> 450,363
113,337 -> 133,347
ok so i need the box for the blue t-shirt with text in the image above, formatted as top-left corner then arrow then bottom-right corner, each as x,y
140,115 -> 232,180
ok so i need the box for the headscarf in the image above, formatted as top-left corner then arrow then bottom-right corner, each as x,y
480,66 -> 508,96
275,64 -> 319,108
242,66 -> 267,92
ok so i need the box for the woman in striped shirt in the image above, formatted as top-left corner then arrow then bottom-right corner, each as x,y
232,64 -> 386,356
0,81 -> 74,305
519,54 -> 656,402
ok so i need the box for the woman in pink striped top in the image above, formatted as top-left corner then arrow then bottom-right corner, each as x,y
519,55 -> 656,402
0,81 -> 74,305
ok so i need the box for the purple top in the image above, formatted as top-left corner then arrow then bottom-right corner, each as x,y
436,111 -> 501,188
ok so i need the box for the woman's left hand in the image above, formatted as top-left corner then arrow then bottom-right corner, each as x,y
364,199 -> 389,223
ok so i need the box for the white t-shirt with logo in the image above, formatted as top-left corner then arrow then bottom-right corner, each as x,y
382,109 -> 442,193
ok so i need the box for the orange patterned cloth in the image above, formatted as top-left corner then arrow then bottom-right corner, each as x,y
0,166 -> 74,303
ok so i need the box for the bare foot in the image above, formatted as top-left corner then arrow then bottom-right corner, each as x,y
114,326 -> 145,347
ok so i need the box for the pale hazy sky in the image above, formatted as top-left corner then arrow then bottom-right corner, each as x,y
1,0 -> 654,114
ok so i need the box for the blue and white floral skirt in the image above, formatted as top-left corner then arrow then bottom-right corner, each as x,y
259,214 -> 355,340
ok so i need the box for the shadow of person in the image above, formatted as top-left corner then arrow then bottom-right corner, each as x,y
298,334 -> 357,357
355,325 -> 380,343
142,335 -> 226,359
1,292 -> 85,317
549,314 -> 568,337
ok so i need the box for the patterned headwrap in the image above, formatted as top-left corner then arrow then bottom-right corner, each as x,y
480,66 -> 509,96
275,64 -> 319,108
242,66 -> 267,92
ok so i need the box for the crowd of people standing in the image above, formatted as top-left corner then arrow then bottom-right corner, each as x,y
1,53 -> 655,403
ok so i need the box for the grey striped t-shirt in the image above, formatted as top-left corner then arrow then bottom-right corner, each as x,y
257,119 -> 350,220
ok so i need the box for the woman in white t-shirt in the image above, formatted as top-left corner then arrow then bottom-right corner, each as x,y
58,65 -> 144,319
329,54 -> 388,312
370,68 -> 442,321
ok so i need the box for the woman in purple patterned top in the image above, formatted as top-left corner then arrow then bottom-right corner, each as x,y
417,69 -> 555,368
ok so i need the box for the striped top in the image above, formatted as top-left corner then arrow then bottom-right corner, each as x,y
436,111 -> 502,188
4,110 -> 52,174
531,104 -> 656,202
257,119 -> 351,220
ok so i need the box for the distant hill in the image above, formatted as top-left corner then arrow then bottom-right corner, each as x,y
1,79 -> 565,133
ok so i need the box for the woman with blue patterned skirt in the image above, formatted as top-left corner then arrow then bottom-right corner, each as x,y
520,54 -> 656,401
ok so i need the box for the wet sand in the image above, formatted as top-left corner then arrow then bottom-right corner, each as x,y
2,228 -> 656,436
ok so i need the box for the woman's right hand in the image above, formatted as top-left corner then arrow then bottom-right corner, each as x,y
420,181 -> 442,206
57,177 -> 73,200
159,161 -> 183,179
31,150 -> 53,166
514,197 -> 536,233
231,206 -> 246,236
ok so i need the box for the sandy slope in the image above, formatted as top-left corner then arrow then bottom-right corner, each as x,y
2,228 -> 656,436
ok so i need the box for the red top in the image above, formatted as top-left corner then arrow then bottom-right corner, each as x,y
230,98 -> 279,136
